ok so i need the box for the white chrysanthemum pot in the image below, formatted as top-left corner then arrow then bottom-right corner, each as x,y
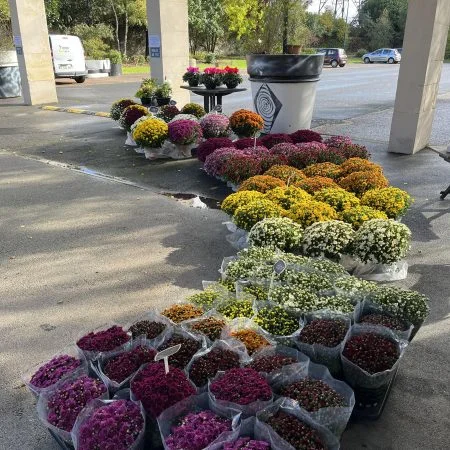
246,54 -> 324,134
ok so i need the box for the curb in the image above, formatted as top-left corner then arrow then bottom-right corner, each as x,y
40,106 -> 110,118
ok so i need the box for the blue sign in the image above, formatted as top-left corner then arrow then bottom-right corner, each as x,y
150,47 -> 161,58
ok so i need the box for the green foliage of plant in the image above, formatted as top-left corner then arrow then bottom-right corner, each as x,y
155,81 -> 172,99
109,49 -> 122,64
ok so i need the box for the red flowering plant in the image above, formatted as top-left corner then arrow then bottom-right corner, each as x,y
119,104 -> 149,131
158,331 -> 204,369
341,324 -> 407,390
37,374 -> 107,441
259,134 -> 293,149
288,143 -> 346,168
76,325 -> 131,360
130,362 -> 196,419
290,129 -> 323,144
333,143 -> 370,160
210,367 -> 272,416
182,66 -> 201,87
168,119 -> 203,145
222,66 -> 243,89
197,137 -> 235,162
204,147 -> 242,178
200,113 -> 231,138
128,320 -> 167,341
234,138 -> 264,149
98,343 -> 156,390
73,399 -> 144,450
325,135 -> 352,147
220,152 -> 264,185
200,67 -> 224,89
157,104 -> 180,123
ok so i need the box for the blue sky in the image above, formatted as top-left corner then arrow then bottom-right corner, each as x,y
307,0 -> 358,20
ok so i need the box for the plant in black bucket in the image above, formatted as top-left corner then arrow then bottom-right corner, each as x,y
109,50 -> 123,77
154,81 -> 173,106
135,78 -> 157,106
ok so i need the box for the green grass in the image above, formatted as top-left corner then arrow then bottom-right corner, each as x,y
198,58 -> 247,70
123,65 -> 150,75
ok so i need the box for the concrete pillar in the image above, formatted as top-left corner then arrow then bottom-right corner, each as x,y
147,0 -> 190,105
389,0 -> 450,154
8,0 -> 57,105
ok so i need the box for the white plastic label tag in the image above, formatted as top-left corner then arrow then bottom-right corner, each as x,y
154,344 -> 181,374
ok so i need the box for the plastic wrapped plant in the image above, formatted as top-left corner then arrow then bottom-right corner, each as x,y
239,175 -> 286,193
248,217 -> 303,251
200,113 -> 231,138
168,119 -> 202,145
254,305 -> 299,336
288,200 -> 337,228
302,220 -> 355,260
298,319 -> 348,348
75,400 -> 144,450
181,102 -> 206,118
229,109 -> 264,137
313,187 -> 360,212
119,104 -> 149,132
290,129 -> 323,144
361,187 -> 413,219
217,299 -> 254,320
157,104 -> 180,123
230,329 -> 271,355
189,317 -> 227,342
130,363 -> 195,418
128,320 -> 167,340
302,162 -> 341,179
340,205 -> 388,229
221,191 -> 266,216
132,117 -> 168,148
110,98 -> 136,121
350,219 -> 411,264
338,170 -> 389,197
269,285 -> 321,313
77,326 -> 130,354
233,199 -> 285,231
158,335 -> 202,368
197,137 -> 235,162
161,303 -> 203,323
204,147 -> 241,177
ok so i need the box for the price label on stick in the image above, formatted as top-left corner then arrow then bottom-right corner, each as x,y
269,260 -> 286,292
169,100 -> 177,106
213,105 -> 222,113
149,106 -> 159,114
154,344 -> 182,374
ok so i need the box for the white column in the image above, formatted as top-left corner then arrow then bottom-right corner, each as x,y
147,0 -> 190,105
8,0 -> 58,105
389,0 -> 450,154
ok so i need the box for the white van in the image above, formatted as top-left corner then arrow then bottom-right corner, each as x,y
49,35 -> 87,83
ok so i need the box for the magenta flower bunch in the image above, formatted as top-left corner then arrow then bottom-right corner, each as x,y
220,151 -> 264,185
77,326 -> 130,353
168,119 -> 203,145
77,400 -> 144,450
157,105 -> 180,123
165,410 -> 231,450
287,143 -> 346,168
47,375 -> 107,431
196,137 -> 235,162
234,138 -> 263,149
247,355 -> 297,374
223,437 -> 270,450
279,378 -> 345,412
103,346 -> 156,383
210,368 -> 272,405
158,335 -> 201,368
343,333 -> 399,374
324,135 -> 352,147
188,348 -> 241,387
259,134 -> 293,149
290,129 -> 323,144
200,113 -> 231,138
298,319 -> 348,348
266,411 -> 325,450
204,147 -> 241,177
30,355 -> 82,389
130,363 -> 196,418
269,143 -> 299,158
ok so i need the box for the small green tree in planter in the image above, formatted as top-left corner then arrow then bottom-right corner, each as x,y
246,0 -> 324,134
135,78 -> 157,106
154,81 -> 173,106
109,50 -> 122,77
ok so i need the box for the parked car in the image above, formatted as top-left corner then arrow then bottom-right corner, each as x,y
318,48 -> 347,68
362,48 -> 401,64
49,35 -> 88,83
396,48 -> 403,54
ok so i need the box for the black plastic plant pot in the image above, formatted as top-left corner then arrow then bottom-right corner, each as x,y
408,320 -> 423,342
246,53 -> 324,134
110,63 -> 122,77
140,97 -> 153,106
156,97 -> 171,106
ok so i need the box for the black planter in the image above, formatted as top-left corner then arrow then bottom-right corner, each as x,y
225,82 -> 239,89
140,97 -> 153,106
110,63 -> 122,77
156,97 -> 171,106
246,53 -> 324,82
188,80 -> 199,87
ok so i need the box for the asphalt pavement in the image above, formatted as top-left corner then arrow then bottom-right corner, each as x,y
0,63 -> 449,449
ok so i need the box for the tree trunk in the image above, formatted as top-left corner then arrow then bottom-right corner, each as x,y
282,0 -> 289,54
123,8 -> 129,58
109,0 -> 121,53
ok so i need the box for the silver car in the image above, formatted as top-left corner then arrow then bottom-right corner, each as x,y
363,48 -> 401,64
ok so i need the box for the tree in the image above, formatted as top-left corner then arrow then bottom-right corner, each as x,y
188,0 -> 225,54
367,8 -> 393,49
223,0 -> 262,40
